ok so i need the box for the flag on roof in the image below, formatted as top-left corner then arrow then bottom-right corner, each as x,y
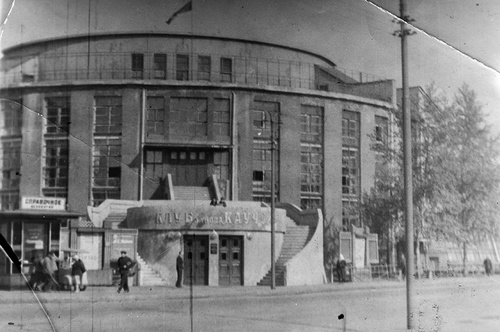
166,1 -> 193,25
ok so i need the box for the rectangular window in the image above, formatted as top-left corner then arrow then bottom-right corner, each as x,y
342,149 -> 358,196
92,138 -> 121,206
43,97 -> 70,198
176,54 -> 189,81
213,98 -> 230,136
375,116 -> 388,144
198,56 -> 211,81
145,150 -> 165,180
153,54 -> 167,79
146,97 -> 164,135
220,57 -> 232,82
0,140 -> 21,210
93,96 -> 122,207
300,105 -> 323,210
342,200 -> 360,228
169,97 -> 208,137
94,96 -> 122,135
43,139 -> 69,197
46,97 -> 70,135
0,99 -> 22,136
252,101 -> 279,202
214,151 -> 229,180
342,110 -> 359,147
132,53 -> 144,79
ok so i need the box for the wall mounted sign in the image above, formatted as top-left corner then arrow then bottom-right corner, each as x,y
210,243 -> 217,255
126,202 -> 286,233
21,196 -> 66,211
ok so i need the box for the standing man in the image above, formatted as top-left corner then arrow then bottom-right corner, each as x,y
117,251 -> 133,293
176,251 -> 184,288
71,255 -> 86,293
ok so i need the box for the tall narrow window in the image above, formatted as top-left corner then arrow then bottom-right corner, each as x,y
198,56 -> 211,81
213,98 -> 230,137
300,105 -> 323,210
146,97 -> 164,135
220,57 -> 232,82
176,54 -> 189,81
0,99 -> 22,210
252,101 -> 279,203
342,110 -> 360,228
375,116 -> 388,145
153,54 -> 167,79
132,54 -> 144,79
0,140 -> 21,210
93,96 -> 122,207
43,97 -> 70,199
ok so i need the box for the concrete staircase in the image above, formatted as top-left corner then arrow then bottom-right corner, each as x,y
174,186 -> 211,201
136,254 -> 166,286
102,213 -> 128,229
257,221 -> 313,287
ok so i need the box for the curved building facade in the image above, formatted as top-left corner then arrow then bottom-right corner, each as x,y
0,33 -> 394,287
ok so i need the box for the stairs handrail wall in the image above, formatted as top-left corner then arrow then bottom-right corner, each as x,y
87,199 -> 143,228
166,174 -> 175,200
276,203 -> 318,228
283,208 -> 327,285
209,174 -> 221,201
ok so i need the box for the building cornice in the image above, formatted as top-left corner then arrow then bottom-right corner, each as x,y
0,79 -> 394,109
2,31 -> 337,68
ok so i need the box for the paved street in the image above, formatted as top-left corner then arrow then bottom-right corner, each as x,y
1,276 -> 499,331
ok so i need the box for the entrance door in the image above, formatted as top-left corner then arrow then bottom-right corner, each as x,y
168,150 -> 210,186
184,235 -> 208,285
219,236 -> 243,286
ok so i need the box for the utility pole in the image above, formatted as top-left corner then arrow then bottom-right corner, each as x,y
394,0 -> 415,329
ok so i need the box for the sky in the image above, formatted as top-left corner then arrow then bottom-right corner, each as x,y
1,0 -> 499,135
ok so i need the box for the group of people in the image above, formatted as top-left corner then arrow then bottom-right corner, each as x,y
210,197 -> 227,207
28,251 -> 87,293
29,251 -> 59,292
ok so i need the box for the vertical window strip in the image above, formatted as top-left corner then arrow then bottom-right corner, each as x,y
0,140 -> 21,210
92,96 -> 122,207
300,105 -> 323,209
43,97 -> 70,198
146,97 -> 165,135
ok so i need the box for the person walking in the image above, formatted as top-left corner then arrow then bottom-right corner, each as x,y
41,251 -> 59,292
117,251 -> 133,293
176,251 -> 184,288
399,254 -> 406,281
336,254 -> 347,282
71,255 -> 86,293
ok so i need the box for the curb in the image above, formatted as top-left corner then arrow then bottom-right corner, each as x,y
0,275 -> 495,304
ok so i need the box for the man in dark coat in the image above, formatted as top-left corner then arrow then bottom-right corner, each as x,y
71,255 -> 86,293
117,251 -> 133,293
176,251 -> 184,288
484,257 -> 493,276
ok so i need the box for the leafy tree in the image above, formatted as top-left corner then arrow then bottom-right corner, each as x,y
432,85 -> 500,270
363,83 -> 500,275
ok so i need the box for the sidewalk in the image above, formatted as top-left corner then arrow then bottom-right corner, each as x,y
1,274 -> 495,304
